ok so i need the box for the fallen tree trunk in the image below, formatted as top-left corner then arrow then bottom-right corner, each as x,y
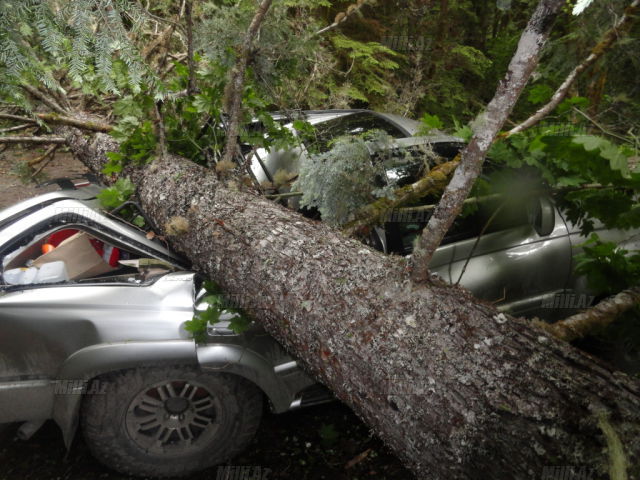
64,130 -> 640,480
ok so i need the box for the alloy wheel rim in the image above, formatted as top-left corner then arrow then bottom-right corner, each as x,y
125,379 -> 221,455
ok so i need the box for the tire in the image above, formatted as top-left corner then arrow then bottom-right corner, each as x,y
81,367 -> 262,478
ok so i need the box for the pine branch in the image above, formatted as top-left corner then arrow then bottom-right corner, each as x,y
508,0 -> 640,137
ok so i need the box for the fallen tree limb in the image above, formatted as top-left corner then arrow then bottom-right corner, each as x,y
31,145 -> 58,178
0,135 -> 66,144
0,123 -> 33,134
343,158 -> 459,235
0,112 -> 112,133
142,24 -> 176,60
538,287 -> 640,342
35,113 -> 112,133
27,144 -> 59,166
20,84 -> 68,115
0,113 -> 37,124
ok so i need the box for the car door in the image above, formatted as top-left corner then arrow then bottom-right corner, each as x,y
442,195 -> 573,318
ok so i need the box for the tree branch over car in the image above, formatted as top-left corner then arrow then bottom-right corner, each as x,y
409,0 -> 566,281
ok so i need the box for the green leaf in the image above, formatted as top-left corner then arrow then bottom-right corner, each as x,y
527,84 -> 553,105
572,135 -> 606,152
557,96 -> 589,114
573,135 -> 630,177
556,176 -> 585,187
488,141 -> 518,165
228,315 -> 252,334
18,23 -> 33,37
421,113 -> 444,131
132,215 -> 145,228
202,295 -> 224,307
96,188 -> 121,209
600,144 -> 630,178
453,125 -> 473,142
97,177 -> 135,209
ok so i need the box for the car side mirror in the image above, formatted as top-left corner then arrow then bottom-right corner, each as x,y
527,196 -> 555,237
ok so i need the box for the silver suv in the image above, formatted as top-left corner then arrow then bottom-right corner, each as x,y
1,110 -> 638,477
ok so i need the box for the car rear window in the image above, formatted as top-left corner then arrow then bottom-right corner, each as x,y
305,112 -> 407,153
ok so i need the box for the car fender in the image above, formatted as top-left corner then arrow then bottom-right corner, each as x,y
53,340 -> 198,448
196,343 -> 316,414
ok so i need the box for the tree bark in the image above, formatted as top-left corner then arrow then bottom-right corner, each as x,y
410,0 -> 566,282
65,130 -> 640,480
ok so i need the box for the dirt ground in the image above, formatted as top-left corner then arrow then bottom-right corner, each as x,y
0,147 -> 410,480
0,403 -> 409,480
0,147 -> 90,210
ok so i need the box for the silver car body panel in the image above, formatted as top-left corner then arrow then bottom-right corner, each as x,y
0,186 -> 102,230
437,217 -> 572,316
0,195 -> 316,446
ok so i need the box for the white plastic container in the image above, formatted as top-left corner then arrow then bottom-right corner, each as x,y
35,261 -> 69,284
3,261 -> 68,285
3,267 -> 38,285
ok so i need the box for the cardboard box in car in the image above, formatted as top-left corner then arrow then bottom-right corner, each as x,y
32,232 -> 115,280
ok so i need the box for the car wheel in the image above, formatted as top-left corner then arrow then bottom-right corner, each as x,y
81,367 -> 262,478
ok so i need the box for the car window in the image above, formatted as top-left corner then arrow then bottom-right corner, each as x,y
384,212 -> 483,255
382,160 -> 534,255
383,196 -> 532,256
0,218 -> 177,287
305,112 -> 406,153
